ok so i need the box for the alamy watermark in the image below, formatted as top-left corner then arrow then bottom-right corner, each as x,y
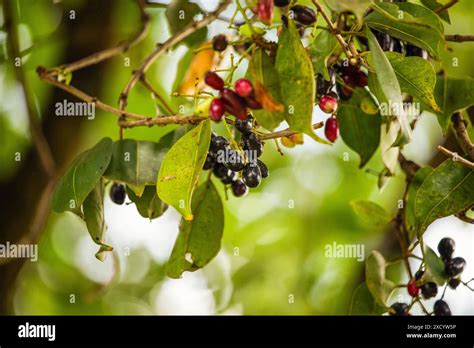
379,100 -> 420,118
325,242 -> 365,262
55,99 -> 95,120
0,242 -> 38,262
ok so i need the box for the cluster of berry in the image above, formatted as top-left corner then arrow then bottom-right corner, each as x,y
372,30 -> 428,59
205,72 -> 262,122
390,237 -> 467,316
203,117 -> 269,197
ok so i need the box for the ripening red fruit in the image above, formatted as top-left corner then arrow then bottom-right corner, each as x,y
257,0 -> 274,25
221,88 -> 247,120
212,34 -> 228,52
324,117 -> 339,142
235,79 -> 254,97
244,96 -> 262,110
319,94 -> 338,114
407,279 -> 420,297
356,72 -> 368,87
209,98 -> 224,121
204,71 -> 224,91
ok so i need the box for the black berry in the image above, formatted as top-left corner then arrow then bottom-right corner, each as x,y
445,257 -> 466,278
420,282 -> 438,299
213,163 -> 229,179
235,117 -> 253,134
448,277 -> 461,290
406,44 -> 428,59
232,180 -> 248,197
438,237 -> 455,260
414,270 -> 425,281
212,34 -> 228,52
223,149 -> 245,172
291,5 -> 317,26
221,170 -> 237,185
257,159 -> 269,178
390,302 -> 409,316
243,132 -> 263,158
433,300 -> 451,316
110,183 -> 126,205
242,164 -> 262,188
211,135 -> 229,153
274,0 -> 290,7
203,153 -> 215,170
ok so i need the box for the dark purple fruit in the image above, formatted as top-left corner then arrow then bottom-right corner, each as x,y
232,180 -> 248,197
212,34 -> 228,52
244,96 -> 262,110
221,88 -> 247,120
110,183 -> 126,205
291,5 -> 317,26
205,71 -> 224,91
242,164 -> 262,188
274,0 -> 290,7
433,300 -> 451,316
235,117 -> 253,134
324,117 -> 339,142
438,237 -> 455,261
448,277 -> 461,290
414,270 -> 425,281
221,170 -> 237,185
213,163 -> 230,179
210,135 -> 229,153
203,153 -> 215,170
406,44 -> 428,59
257,159 -> 269,178
390,302 -> 409,316
223,149 -> 245,172
420,282 -> 438,299
210,98 -> 224,122
243,133 -> 263,158
445,257 -> 466,278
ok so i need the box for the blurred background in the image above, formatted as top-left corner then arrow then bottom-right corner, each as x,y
0,0 -> 473,315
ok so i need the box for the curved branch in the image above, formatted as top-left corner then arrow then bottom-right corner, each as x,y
118,0 -> 232,111
445,35 -> 474,43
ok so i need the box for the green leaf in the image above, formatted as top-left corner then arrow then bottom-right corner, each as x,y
432,76 -> 474,133
157,120 -> 211,221
421,0 -> 451,24
350,283 -> 387,315
367,52 -> 440,112
165,0 -> 207,47
326,0 -> 373,25
127,185 -> 168,220
338,89 -> 381,167
52,138 -> 113,213
104,140 -> 169,196
83,179 -> 113,261
246,49 -> 285,130
366,2 -> 445,59
414,159 -> 474,234
350,200 -> 391,228
275,20 -> 328,144
310,30 -> 338,81
166,181 -> 224,278
405,167 -> 433,241
424,246 -> 447,286
365,251 -> 395,306
366,27 -> 412,141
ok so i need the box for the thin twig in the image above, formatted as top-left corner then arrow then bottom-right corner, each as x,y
119,115 -> 205,128
118,0 -> 231,111
3,1 -> 56,178
437,145 -> 474,170
435,0 -> 459,14
445,35 -> 474,42
139,76 -> 176,115
452,113 -> 474,160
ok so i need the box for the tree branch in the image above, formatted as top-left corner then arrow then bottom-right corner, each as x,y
139,76 -> 176,115
437,145 -> 474,170
451,113 -> 474,160
435,0 -> 459,14
118,0 -> 232,111
445,35 -> 474,42
3,1 -> 56,178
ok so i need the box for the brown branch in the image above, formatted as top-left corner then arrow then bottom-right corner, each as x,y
118,0 -> 232,111
455,206 -> 474,224
48,0 -> 150,75
437,145 -> 474,170
445,35 -> 474,42
118,115 -> 205,128
435,0 -> 459,14
398,153 -> 421,181
451,113 -> 474,160
259,122 -> 324,140
3,1 -> 56,178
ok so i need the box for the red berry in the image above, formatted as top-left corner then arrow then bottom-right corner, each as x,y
221,88 -> 247,120
244,96 -> 262,110
319,94 -> 338,114
204,71 -> 224,91
235,79 -> 254,98
356,72 -> 368,87
209,98 -> 224,122
257,0 -> 274,25
407,279 -> 420,297
324,117 -> 339,142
